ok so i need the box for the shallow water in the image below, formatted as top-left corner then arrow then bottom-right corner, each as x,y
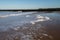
0,11 -> 60,40
0,11 -> 50,31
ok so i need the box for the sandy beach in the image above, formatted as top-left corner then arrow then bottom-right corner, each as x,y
0,11 -> 60,40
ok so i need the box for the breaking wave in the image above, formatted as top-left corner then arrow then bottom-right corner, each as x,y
30,15 -> 50,24
0,12 -> 36,18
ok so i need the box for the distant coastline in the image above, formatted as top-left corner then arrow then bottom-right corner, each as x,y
0,8 -> 60,12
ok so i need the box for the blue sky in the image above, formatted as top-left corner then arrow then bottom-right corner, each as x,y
0,0 -> 60,9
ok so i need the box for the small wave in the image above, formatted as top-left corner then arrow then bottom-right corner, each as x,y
0,12 -> 35,18
30,15 -> 50,24
0,14 -> 22,18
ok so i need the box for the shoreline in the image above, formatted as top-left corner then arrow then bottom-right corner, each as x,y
0,12 -> 60,40
0,8 -> 60,12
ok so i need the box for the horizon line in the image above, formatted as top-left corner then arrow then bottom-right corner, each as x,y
0,8 -> 60,10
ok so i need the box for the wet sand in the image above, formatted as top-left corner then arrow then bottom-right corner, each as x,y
0,12 -> 60,40
0,23 -> 54,40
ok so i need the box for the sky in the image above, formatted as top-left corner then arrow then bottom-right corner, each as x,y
0,0 -> 60,9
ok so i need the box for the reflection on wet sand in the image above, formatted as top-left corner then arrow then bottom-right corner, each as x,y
0,23 -> 53,40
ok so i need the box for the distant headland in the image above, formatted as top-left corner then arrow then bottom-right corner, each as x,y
0,8 -> 60,12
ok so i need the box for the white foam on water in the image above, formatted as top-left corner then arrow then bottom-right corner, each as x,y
30,15 -> 50,24
13,27 -> 20,30
26,15 -> 30,17
0,13 -> 22,18
0,12 -> 36,18
45,16 -> 50,20
36,15 -> 50,20
30,21 -> 35,25
36,15 -> 44,19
